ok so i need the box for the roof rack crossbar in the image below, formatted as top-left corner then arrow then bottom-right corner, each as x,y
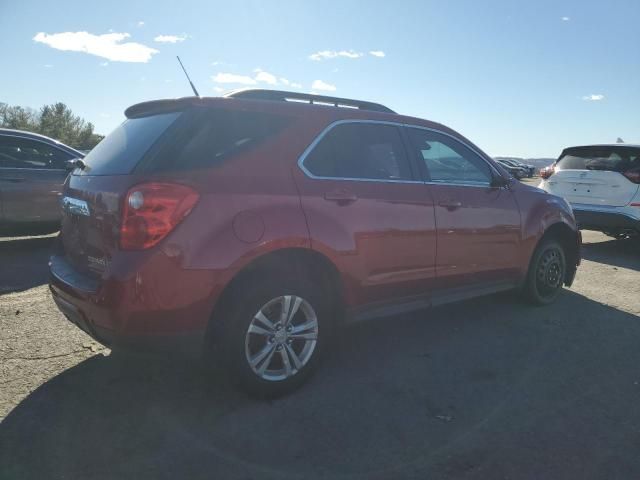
225,89 -> 396,114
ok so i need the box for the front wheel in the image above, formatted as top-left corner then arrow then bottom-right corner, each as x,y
523,238 -> 567,305
216,274 -> 330,398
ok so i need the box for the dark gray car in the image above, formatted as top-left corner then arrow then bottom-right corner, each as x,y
0,128 -> 84,235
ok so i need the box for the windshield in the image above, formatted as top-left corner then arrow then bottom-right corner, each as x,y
557,146 -> 640,172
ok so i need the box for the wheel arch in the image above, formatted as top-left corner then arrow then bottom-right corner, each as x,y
205,247 -> 346,347
532,221 -> 581,286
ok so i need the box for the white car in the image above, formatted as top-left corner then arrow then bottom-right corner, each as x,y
538,144 -> 640,239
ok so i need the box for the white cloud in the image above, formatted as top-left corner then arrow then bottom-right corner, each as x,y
582,94 -> 605,101
212,73 -> 257,85
43,64 -> 53,68
214,68 -> 302,88
99,112 -> 110,118
154,34 -> 187,43
213,86 -> 225,93
309,50 -> 363,61
137,21 -> 145,27
254,69 -> 278,85
33,31 -> 158,63
312,80 -> 336,92
369,50 -> 385,57
99,61 -> 109,67
561,16 -> 570,21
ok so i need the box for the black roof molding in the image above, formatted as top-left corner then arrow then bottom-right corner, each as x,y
225,89 -> 396,114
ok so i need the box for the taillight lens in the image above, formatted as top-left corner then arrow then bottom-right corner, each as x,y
540,165 -> 555,179
623,169 -> 640,184
120,182 -> 199,250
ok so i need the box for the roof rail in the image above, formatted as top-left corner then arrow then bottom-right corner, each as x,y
225,89 -> 396,114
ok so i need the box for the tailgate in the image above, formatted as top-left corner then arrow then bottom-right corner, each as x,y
60,174 -> 139,277
545,169 -> 639,207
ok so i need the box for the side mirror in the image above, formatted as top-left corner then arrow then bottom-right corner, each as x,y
490,175 -> 509,188
65,158 -> 85,171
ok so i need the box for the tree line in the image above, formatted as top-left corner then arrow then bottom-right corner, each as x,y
0,102 -> 104,151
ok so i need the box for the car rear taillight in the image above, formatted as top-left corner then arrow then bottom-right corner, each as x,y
540,165 -> 555,180
120,182 -> 199,250
623,169 -> 640,184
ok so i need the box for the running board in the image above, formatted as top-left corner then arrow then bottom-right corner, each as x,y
348,281 -> 516,324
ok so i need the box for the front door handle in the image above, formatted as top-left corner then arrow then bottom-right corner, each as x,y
438,200 -> 463,210
324,190 -> 358,205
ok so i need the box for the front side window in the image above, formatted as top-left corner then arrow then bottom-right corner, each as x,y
303,123 -> 413,181
0,136 -> 73,170
407,128 -> 492,185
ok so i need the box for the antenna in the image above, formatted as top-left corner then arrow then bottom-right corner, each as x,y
176,56 -> 200,97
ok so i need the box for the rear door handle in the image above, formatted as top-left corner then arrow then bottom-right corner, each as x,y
324,190 -> 358,205
438,200 -> 463,210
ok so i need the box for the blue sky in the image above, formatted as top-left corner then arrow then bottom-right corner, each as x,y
1,0 -> 638,157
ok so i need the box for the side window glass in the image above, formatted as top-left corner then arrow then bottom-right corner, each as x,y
303,123 -> 413,181
0,136 -> 72,170
407,128 -> 491,185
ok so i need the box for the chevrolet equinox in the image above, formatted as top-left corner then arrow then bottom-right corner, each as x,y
50,89 -> 581,396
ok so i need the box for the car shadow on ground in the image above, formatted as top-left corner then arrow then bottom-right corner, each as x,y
2,290 -> 640,480
581,235 -> 639,271
0,235 -> 56,294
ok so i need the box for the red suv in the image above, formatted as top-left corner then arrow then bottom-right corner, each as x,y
50,89 -> 581,396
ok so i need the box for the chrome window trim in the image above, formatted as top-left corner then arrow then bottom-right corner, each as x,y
0,133 -> 76,171
297,119 -> 502,188
0,166 -> 67,172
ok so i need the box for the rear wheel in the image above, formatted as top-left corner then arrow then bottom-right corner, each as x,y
214,270 -> 331,397
523,238 -> 566,305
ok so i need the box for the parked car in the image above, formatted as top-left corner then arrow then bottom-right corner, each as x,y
0,128 -> 84,235
495,158 -> 528,179
539,144 -> 640,239
507,159 -> 536,177
49,89 -> 581,396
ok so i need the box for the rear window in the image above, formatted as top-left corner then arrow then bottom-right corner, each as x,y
79,112 -> 180,175
557,147 -> 640,173
136,108 -> 290,173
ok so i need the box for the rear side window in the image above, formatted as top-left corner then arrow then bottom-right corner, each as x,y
0,136 -> 73,169
138,109 -> 291,173
303,123 -> 413,181
557,147 -> 640,173
79,112 -> 181,175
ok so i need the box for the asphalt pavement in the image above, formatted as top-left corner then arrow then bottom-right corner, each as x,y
0,228 -> 639,480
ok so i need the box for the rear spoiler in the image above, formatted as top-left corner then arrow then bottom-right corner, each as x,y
124,97 -> 207,119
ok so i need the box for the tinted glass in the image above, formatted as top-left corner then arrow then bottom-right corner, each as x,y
557,147 -> 640,173
140,109 -> 290,172
79,112 -> 181,176
407,128 -> 491,185
0,136 -> 73,169
303,123 -> 413,181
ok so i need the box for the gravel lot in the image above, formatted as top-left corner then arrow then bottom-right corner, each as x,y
1,219 -> 639,478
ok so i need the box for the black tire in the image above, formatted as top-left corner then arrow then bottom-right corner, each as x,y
523,238 -> 567,305
213,267 -> 332,398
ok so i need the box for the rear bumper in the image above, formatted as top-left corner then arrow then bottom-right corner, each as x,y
571,204 -> 640,232
49,254 -> 216,357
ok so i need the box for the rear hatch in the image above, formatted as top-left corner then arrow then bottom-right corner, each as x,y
59,111 -> 183,278
545,146 -> 640,207
58,99 -> 292,280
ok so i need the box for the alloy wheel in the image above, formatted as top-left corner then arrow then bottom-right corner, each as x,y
244,295 -> 319,382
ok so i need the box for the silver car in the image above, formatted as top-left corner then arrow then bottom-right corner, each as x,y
0,128 -> 84,236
